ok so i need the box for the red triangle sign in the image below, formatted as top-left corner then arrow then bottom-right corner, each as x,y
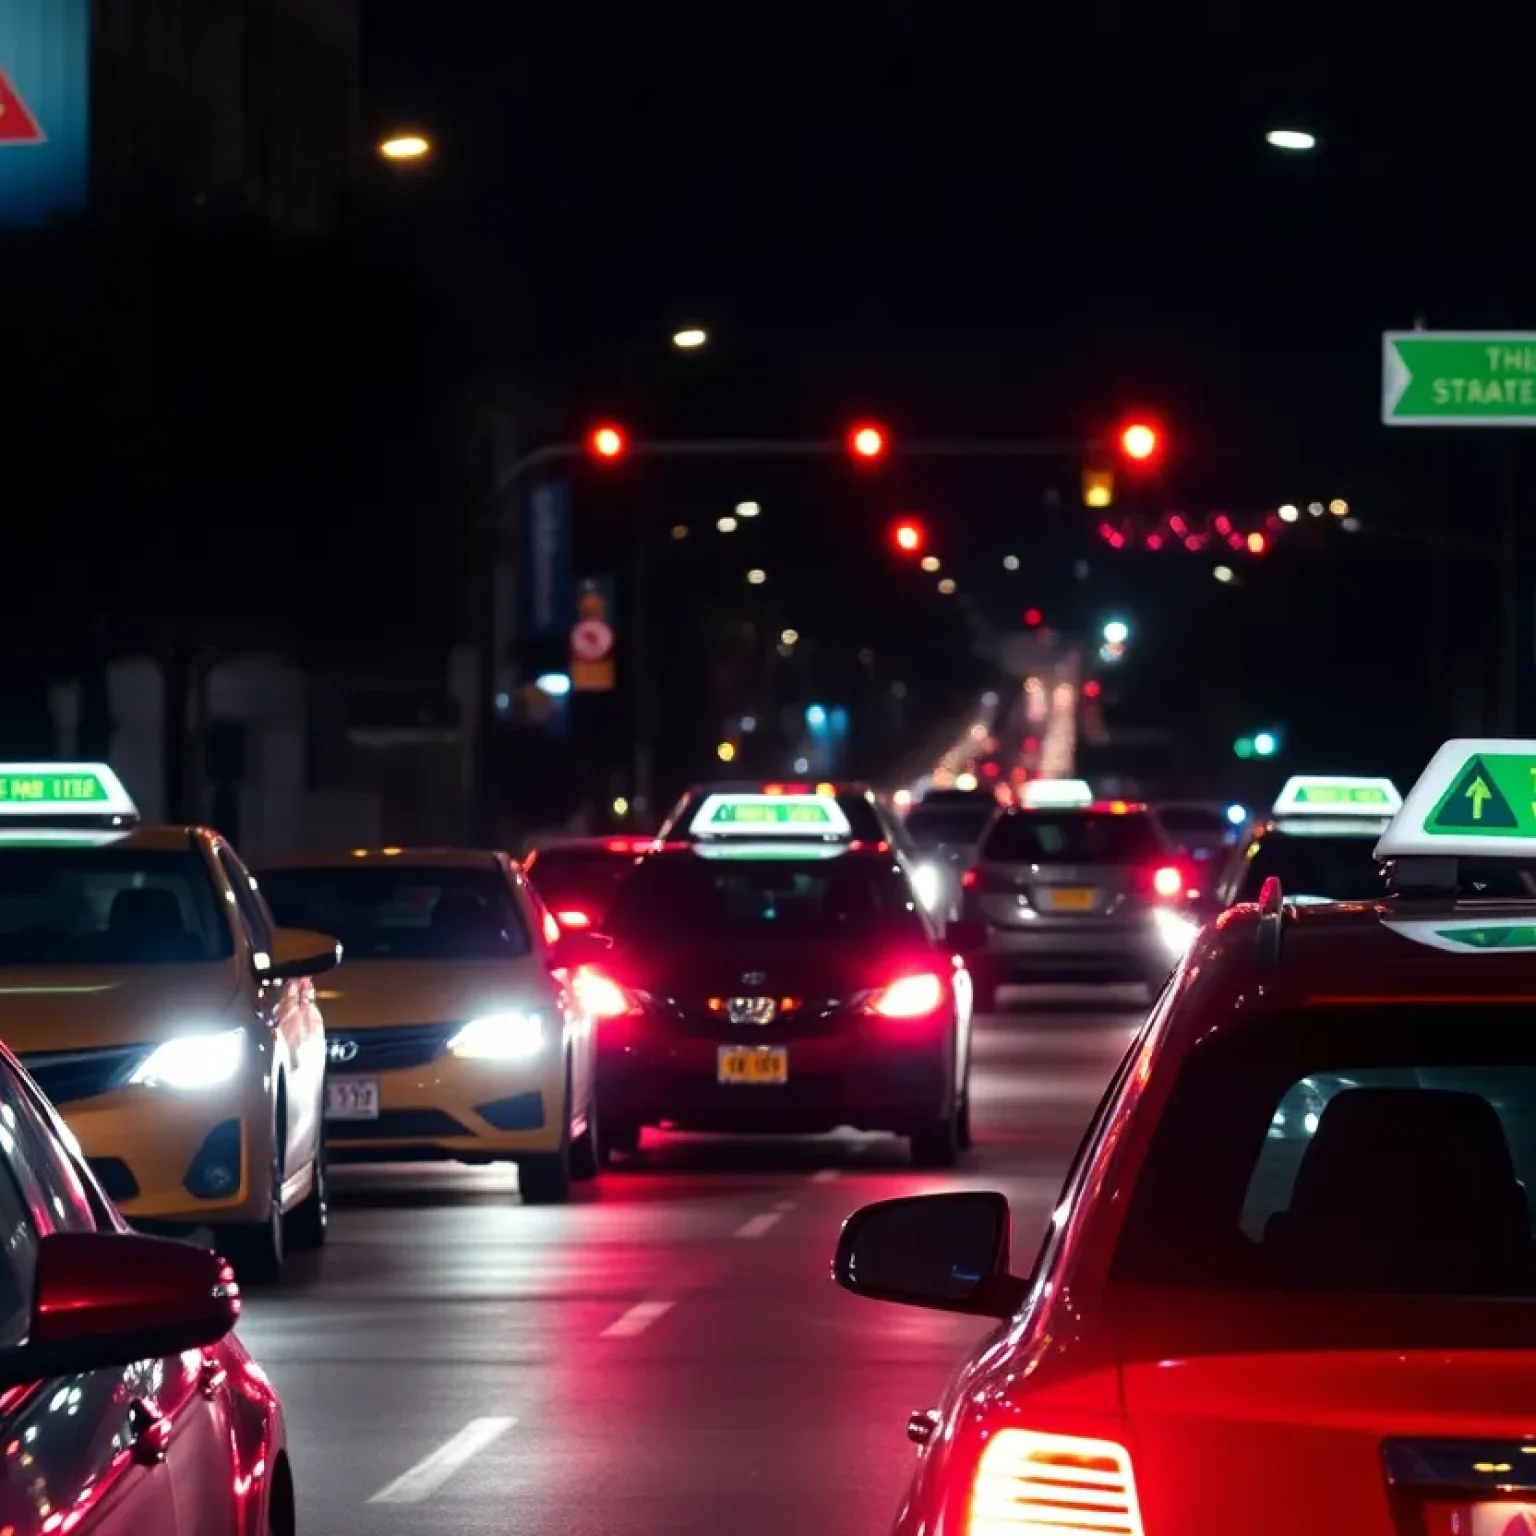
0,66 -> 45,145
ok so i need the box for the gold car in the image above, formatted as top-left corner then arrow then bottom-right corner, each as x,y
255,848 -> 599,1203
0,762 -> 339,1282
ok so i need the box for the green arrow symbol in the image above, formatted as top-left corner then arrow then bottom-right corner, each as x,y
1469,777 -> 1493,820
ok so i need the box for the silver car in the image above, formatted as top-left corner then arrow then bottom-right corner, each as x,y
960,802 -> 1195,1007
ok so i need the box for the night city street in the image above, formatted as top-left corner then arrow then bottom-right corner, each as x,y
236,995 -> 1134,1535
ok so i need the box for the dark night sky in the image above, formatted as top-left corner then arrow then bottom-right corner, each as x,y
359,8 -> 1536,779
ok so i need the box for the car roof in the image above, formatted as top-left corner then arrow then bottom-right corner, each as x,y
256,847 -> 502,871
1174,897 -> 1536,1053
525,836 -> 655,854
0,823 -> 209,853
677,779 -> 877,800
639,841 -> 896,864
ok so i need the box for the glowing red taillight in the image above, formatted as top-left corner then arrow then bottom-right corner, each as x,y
572,966 -> 639,1021
866,973 -> 945,1018
962,869 -> 979,890
967,1428 -> 1143,1536
556,908 -> 593,929
1151,864 -> 1183,899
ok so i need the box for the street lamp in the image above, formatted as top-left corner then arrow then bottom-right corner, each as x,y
735,501 -> 760,518
672,327 -> 707,349
1266,129 -> 1317,152
1102,619 -> 1130,645
378,132 -> 431,161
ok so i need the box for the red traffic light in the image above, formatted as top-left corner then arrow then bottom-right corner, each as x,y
1083,680 -> 1102,699
1118,421 -> 1159,461
1246,531 -> 1268,555
589,424 -> 626,459
1023,607 -> 1043,627
891,519 -> 924,554
849,422 -> 887,460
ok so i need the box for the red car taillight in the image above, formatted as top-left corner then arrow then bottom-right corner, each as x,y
572,965 -> 640,1021
555,907 -> 594,929
962,868 -> 979,890
967,1428 -> 1143,1536
866,973 -> 946,1018
1151,864 -> 1184,899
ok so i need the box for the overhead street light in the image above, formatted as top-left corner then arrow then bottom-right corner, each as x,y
1102,619 -> 1130,645
1266,129 -> 1317,152
672,327 -> 707,349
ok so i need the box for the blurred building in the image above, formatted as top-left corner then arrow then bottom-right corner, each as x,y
91,0 -> 360,230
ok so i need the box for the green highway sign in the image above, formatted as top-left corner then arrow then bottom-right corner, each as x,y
1383,331 -> 1536,426
0,772 -> 108,805
1435,925 -> 1536,950
1425,752 -> 1536,835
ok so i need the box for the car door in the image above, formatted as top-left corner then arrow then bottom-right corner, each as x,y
0,1063 -> 184,1535
218,843 -> 325,1190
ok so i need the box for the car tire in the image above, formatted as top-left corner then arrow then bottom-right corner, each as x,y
909,1111 -> 960,1169
520,1070 -> 574,1204
285,1137 -> 328,1251
222,1141 -> 285,1284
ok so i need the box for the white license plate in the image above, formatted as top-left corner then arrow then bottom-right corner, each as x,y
326,1078 -> 380,1120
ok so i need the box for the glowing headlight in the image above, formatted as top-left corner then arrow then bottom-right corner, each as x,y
130,1029 -> 246,1090
911,861 -> 945,911
1153,906 -> 1200,959
447,1012 -> 545,1060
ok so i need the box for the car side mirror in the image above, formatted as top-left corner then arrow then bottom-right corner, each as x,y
259,926 -> 342,982
832,1192 -> 1027,1318
0,1232 -> 241,1390
945,918 -> 988,953
547,930 -> 613,970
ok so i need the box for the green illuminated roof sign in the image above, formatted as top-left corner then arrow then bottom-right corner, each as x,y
1378,738 -> 1536,859
1384,918 -> 1536,955
0,763 -> 138,819
691,793 -> 853,837
1271,776 -> 1402,817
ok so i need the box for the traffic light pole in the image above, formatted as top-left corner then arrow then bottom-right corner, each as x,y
483,433 -> 1093,836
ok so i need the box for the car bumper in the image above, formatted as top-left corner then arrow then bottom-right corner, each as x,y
978,915 -> 1190,981
597,1023 -> 955,1135
323,1051 -> 567,1164
62,1075 -> 277,1225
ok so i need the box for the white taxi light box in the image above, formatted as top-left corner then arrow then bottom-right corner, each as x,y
1378,737 -> 1536,860
690,792 -> 853,838
1384,917 -> 1536,955
1271,776 -> 1403,818
0,763 -> 138,819
1020,779 -> 1094,809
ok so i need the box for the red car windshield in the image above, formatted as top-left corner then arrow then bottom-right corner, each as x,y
1112,1004 -> 1536,1298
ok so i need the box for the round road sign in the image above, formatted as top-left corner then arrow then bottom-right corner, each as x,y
570,619 -> 614,662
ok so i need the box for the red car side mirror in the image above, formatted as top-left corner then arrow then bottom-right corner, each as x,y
0,1232 -> 241,1389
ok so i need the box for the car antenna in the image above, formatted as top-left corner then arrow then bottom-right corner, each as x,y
1255,874 -> 1285,969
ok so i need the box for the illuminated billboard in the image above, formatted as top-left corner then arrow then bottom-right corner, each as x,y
0,0 -> 89,225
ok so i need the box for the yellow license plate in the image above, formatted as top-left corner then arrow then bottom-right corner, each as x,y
717,1046 -> 789,1085
1046,887 -> 1096,912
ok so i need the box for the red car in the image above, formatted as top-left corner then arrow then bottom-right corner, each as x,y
522,836 -> 654,932
568,794 -> 978,1164
0,1041 -> 288,1534
832,736 -> 1536,1536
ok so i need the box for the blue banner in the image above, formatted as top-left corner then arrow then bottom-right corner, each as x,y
0,0 -> 89,227
523,480 -> 573,639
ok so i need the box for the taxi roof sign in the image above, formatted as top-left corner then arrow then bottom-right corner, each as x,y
1378,738 -> 1536,860
0,764 -> 138,820
1272,776 -> 1402,817
689,792 -> 853,838
1019,779 -> 1094,809
1383,916 -> 1536,955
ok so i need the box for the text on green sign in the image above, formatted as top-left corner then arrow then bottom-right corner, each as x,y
0,774 -> 108,804
1296,784 -> 1391,806
709,803 -> 830,824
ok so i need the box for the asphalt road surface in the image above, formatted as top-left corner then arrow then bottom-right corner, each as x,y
237,988 -> 1142,1536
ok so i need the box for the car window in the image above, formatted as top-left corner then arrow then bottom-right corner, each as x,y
524,849 -> 637,915
0,1151 -> 37,1349
258,865 -> 531,960
0,847 -> 234,965
217,845 -> 273,953
0,1069 -> 97,1236
905,807 -> 995,849
983,811 -> 1165,864
604,853 -> 927,942
1113,1004 -> 1536,1297
1231,833 -> 1388,904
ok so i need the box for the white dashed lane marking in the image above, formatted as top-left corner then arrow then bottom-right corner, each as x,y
734,1211 -> 783,1239
601,1300 -> 676,1338
367,1417 -> 517,1504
